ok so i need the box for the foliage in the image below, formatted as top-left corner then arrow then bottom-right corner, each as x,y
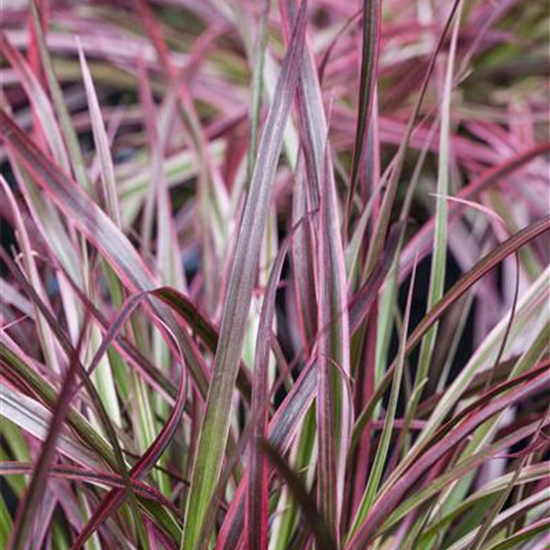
0,0 -> 548,549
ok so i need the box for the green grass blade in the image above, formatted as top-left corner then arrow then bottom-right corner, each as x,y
408,1 -> 463,427
348,254 -> 418,537
180,6 -> 307,548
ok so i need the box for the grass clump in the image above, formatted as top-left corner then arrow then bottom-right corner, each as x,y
0,1 -> 548,549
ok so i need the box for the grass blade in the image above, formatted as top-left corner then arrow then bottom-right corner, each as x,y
0,383 -> 104,470
349,254 -> 419,536
406,0 -> 464,441
0,462 -> 179,514
0,33 -> 70,172
181,5 -> 307,547
77,43 -> 121,226
316,142 -> 351,537
7,323 -> 87,550
246,227 -> 291,550
29,0 -> 93,194
345,0 -> 381,224
261,441 -> 337,550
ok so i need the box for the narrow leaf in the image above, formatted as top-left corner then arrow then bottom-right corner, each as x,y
180,5 -> 307,549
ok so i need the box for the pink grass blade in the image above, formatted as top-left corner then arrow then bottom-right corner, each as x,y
0,462 -> 179,515
0,33 -> 70,173
136,59 -> 172,275
316,141 -> 352,538
291,163 -> 318,352
136,59 -> 185,290
0,178 -> 61,374
278,0 -> 326,194
77,43 -> 121,227
246,0 -> 270,181
29,0 -> 93,194
0,381 -> 104,471
137,58 -> 161,254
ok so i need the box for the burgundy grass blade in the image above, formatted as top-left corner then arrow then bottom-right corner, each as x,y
345,0 -> 381,224
0,462 -> 180,515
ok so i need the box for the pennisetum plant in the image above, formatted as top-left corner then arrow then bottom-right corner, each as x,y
0,0 -> 548,549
